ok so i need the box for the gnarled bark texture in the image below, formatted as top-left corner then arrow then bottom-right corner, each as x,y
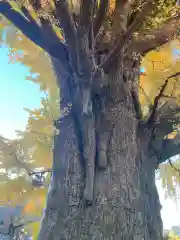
38,58 -> 163,240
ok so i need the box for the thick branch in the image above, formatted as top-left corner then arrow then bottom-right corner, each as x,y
53,0 -> 78,72
100,0 -> 153,71
39,19 -> 71,73
111,0 -> 135,37
54,0 -> 76,48
76,1 -> 97,85
78,0 -> 95,59
132,14 -> 180,54
0,1 -> 69,67
93,0 -> 109,38
79,0 -> 95,32
20,5 -> 35,22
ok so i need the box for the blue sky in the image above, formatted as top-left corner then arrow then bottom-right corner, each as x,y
173,49 -> 180,59
0,46 -> 179,230
0,46 -> 43,138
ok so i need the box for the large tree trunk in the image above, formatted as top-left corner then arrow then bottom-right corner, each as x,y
38,57 -> 163,240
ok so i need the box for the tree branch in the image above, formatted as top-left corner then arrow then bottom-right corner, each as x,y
0,2 -> 45,49
168,158 -> 180,173
154,106 -> 180,137
20,5 -> 35,22
54,0 -> 76,49
146,72 -> 180,125
146,79 -> 169,125
168,72 -> 180,79
0,1 -> 69,68
53,0 -> 78,72
77,0 -> 96,61
132,14 -> 180,54
93,0 -> 109,38
111,0 -> 135,37
100,0 -> 154,71
157,135 -> 180,165
39,19 -> 71,73
79,0 -> 95,32
28,168 -> 52,176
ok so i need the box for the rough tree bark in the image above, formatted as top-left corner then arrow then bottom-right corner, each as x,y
36,54 -> 164,239
0,0 -> 180,239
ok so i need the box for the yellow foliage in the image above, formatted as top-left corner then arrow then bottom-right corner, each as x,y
108,0 -> 115,14
139,40 -> 180,117
138,39 -> 180,200
168,230 -> 180,239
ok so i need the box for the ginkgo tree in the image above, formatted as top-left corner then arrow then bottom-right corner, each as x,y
139,41 -> 180,201
16,93 -> 60,169
0,134 -> 51,190
0,135 -> 49,240
0,0 -> 180,239
1,14 -> 180,203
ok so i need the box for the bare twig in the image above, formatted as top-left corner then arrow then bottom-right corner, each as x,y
29,168 -> 52,176
167,72 -> 180,79
140,85 -> 151,105
161,94 -> 177,100
146,79 -> 169,125
146,72 -> 180,125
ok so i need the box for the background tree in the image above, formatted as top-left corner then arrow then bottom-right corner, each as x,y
0,134 -> 51,239
0,0 -> 180,239
0,44 -> 58,237
0,199 -> 41,239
